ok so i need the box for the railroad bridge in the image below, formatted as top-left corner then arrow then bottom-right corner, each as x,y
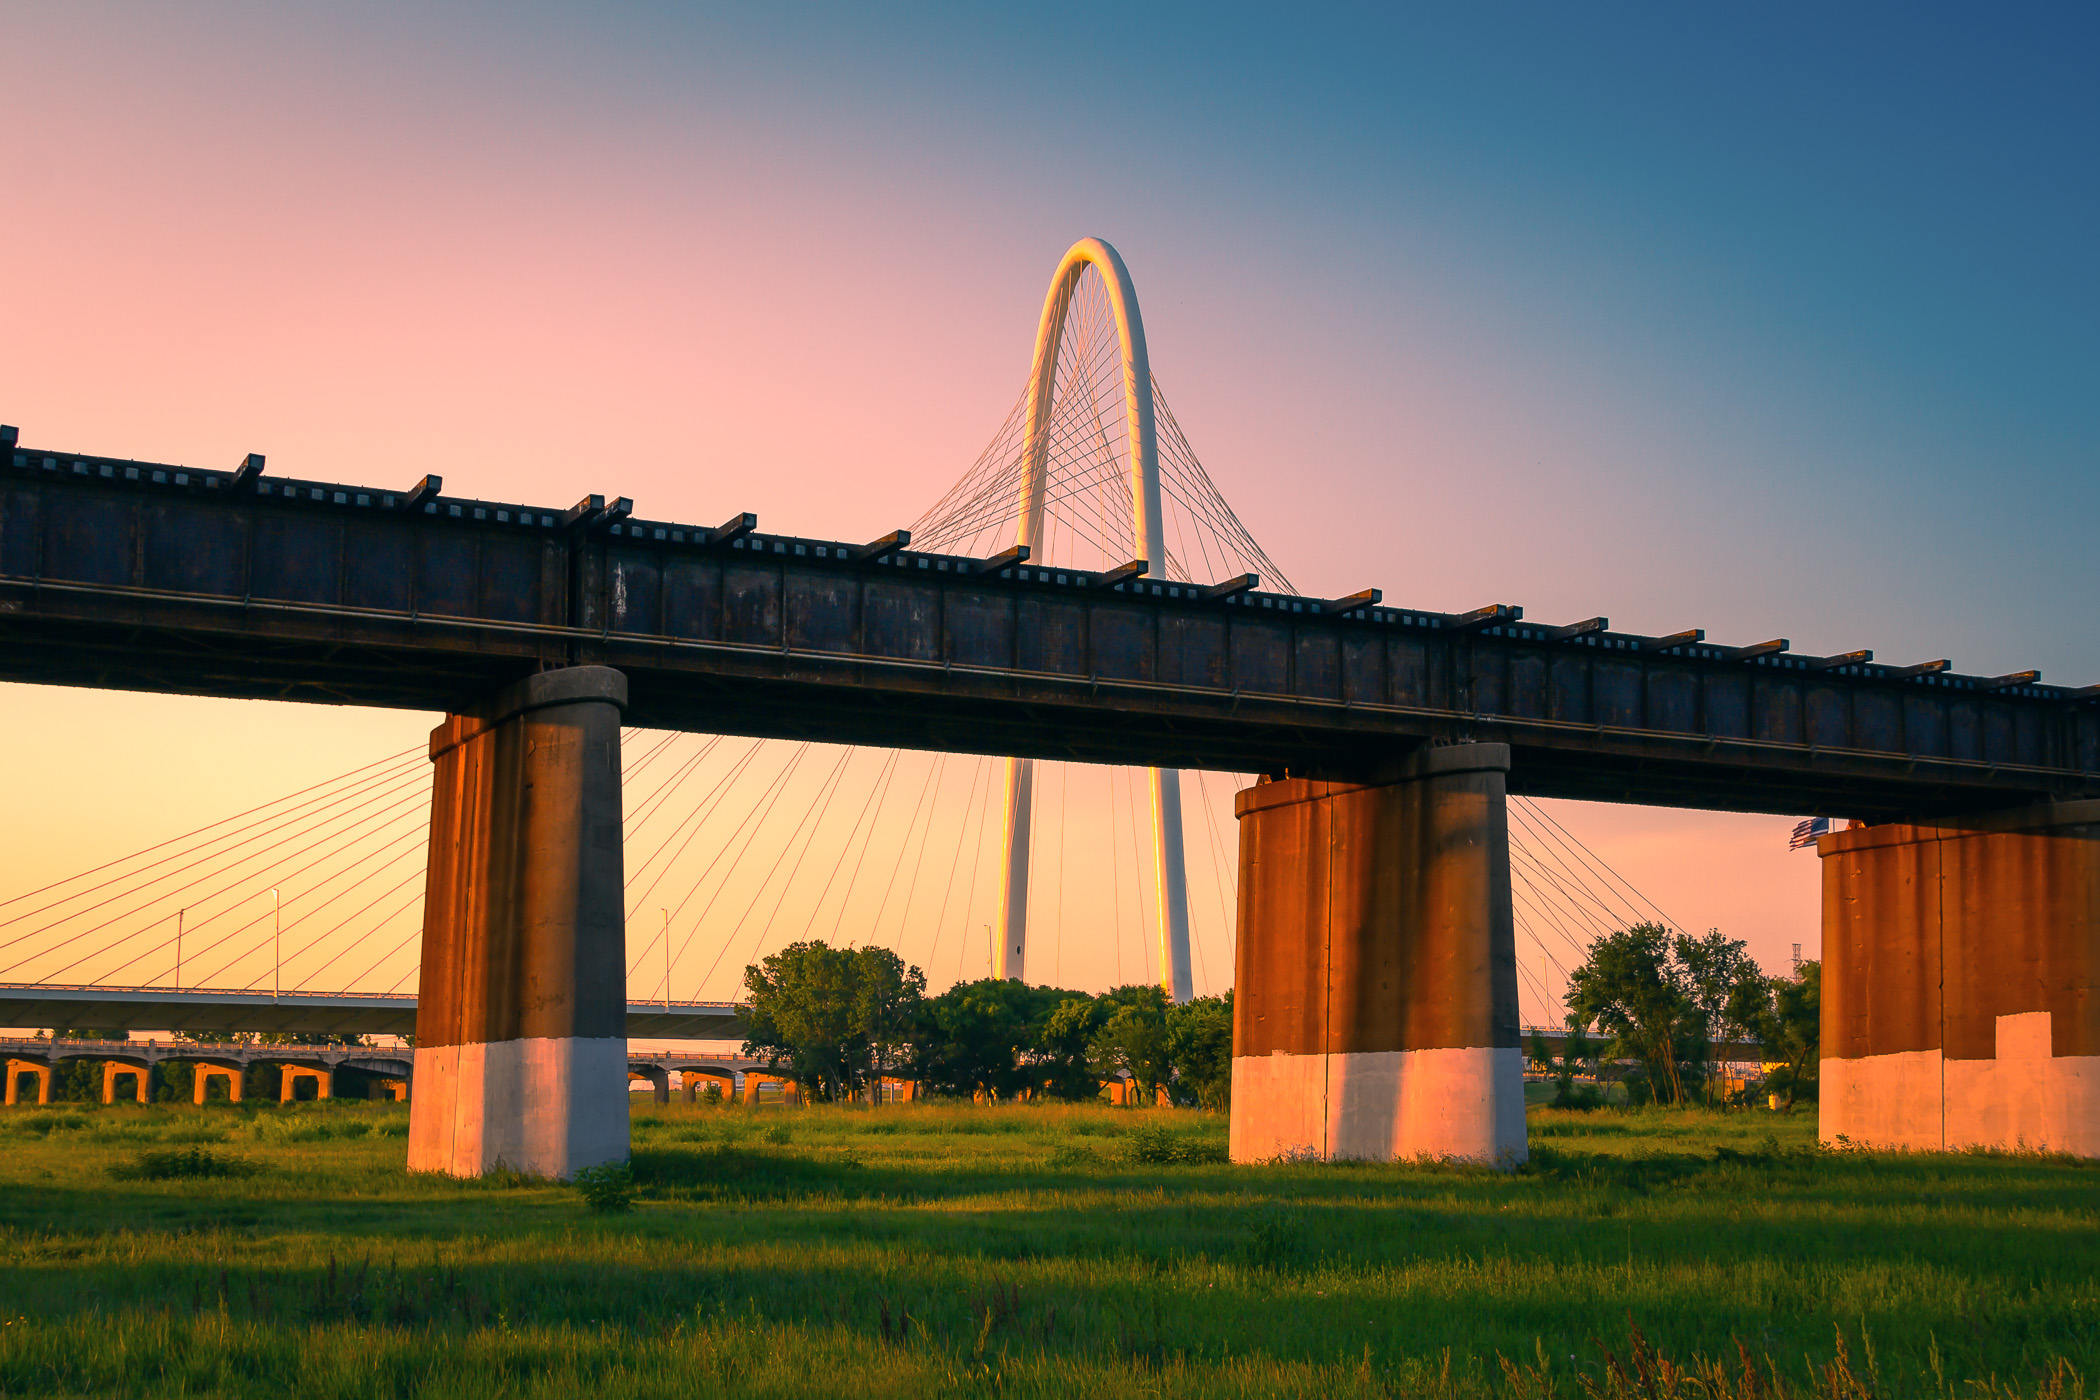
4,241 -> 2094,1174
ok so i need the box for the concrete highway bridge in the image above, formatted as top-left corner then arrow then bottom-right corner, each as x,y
1,1035 -> 415,1106
0,983 -> 739,1041
0,1032 -> 783,1109
4,241 -> 2095,1175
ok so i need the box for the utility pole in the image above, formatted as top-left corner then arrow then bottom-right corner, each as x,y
271,888 -> 281,1000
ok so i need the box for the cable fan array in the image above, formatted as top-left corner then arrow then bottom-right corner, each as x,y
0,729 -> 1684,1029
617,738 -> 1248,1003
0,746 -> 436,995
913,261 -> 1292,590
1505,795 -> 1689,1029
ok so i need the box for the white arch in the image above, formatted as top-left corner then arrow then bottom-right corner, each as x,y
993,238 -> 1194,1003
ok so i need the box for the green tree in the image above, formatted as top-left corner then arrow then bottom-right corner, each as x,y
1088,985 -> 1173,1104
1674,928 -> 1768,1103
1528,1020 -> 1601,1109
1165,991 -> 1233,1110
1565,923 -> 1703,1105
1035,993 -> 1109,1100
912,977 -> 1044,1100
854,946 -> 923,1093
740,940 -> 925,1102
1749,959 -> 1820,1108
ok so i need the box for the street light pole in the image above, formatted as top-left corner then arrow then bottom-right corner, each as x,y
660,908 -> 670,1011
271,888 -> 281,1000
174,908 -> 185,991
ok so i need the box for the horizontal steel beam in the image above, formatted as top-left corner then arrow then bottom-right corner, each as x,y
4,438 -> 2096,820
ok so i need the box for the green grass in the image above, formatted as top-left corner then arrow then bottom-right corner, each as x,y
0,1096 -> 2093,1397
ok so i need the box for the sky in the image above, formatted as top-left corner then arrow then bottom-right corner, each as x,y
2,5 -> 2093,1025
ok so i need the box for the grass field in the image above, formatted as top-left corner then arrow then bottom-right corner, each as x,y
0,1093 -> 2093,1398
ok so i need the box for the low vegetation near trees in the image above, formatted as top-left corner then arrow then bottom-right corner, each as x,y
0,1095 -> 2092,1398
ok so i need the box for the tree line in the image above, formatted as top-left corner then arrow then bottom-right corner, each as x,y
738,941 -> 1233,1107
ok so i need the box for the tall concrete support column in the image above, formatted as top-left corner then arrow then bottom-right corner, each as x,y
1229,744 -> 1525,1166
1820,801 -> 2099,1156
408,666 -> 629,1180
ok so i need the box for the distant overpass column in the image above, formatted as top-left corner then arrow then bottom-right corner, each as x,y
279,1066 -> 332,1103
102,1062 -> 149,1105
1228,744 -> 1525,1167
193,1064 -> 242,1104
6,1059 -> 51,1106
408,666 -> 629,1180
1820,802 -> 2099,1156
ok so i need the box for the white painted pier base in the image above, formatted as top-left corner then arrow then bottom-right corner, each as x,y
408,1038 -> 632,1179
1230,1047 -> 1527,1164
1824,1012 -> 2100,1156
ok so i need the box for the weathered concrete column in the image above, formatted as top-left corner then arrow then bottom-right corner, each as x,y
102,1062 -> 149,1105
683,1069 -> 734,1103
279,1066 -> 332,1103
1820,801 -> 2099,1156
1230,744 -> 1525,1166
6,1059 -> 51,1106
408,666 -> 628,1179
629,1065 -> 670,1105
193,1064 -> 242,1104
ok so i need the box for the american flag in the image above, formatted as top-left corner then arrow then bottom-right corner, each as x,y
1788,816 -> 1836,851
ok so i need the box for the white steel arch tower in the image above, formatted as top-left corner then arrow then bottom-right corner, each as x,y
993,238 -> 1193,1002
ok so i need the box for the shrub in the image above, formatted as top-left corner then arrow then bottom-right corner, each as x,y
1122,1122 -> 1227,1165
1239,1208 -> 1302,1271
112,1146 -> 255,1180
573,1160 -> 635,1214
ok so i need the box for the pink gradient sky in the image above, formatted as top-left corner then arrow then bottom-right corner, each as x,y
6,7 -> 2091,1011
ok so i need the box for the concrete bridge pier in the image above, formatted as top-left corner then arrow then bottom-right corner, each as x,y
102,1061 -> 149,1104
1229,743 -> 1526,1166
683,1070 -> 735,1103
6,1059 -> 51,1106
193,1064 -> 242,1103
629,1064 -> 670,1105
408,667 -> 629,1180
279,1066 -> 332,1102
1821,801 -> 2099,1156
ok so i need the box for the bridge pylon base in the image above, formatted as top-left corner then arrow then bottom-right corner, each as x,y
1820,801 -> 2100,1157
408,667 -> 629,1181
1228,745 -> 1525,1168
